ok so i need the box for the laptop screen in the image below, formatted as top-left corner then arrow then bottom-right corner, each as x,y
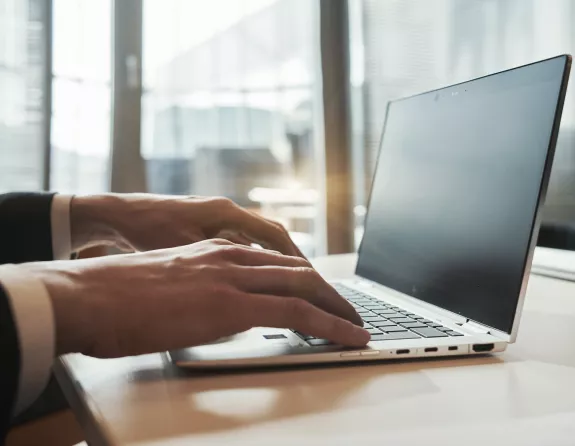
356,56 -> 570,334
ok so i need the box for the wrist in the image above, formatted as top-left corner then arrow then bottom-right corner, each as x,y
20,262 -> 95,355
70,194 -> 124,252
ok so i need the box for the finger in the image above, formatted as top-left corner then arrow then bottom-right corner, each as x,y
251,216 -> 308,259
264,219 -> 307,259
224,235 -> 253,246
228,265 -> 363,326
214,229 -> 253,246
217,245 -> 311,268
219,205 -> 302,257
220,226 -> 307,259
243,294 -> 370,347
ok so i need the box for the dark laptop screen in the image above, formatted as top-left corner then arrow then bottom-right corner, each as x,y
356,56 -> 570,334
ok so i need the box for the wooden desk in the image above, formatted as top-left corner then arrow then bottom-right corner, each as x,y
55,254 -> 575,446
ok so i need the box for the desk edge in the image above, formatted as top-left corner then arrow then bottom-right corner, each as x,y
54,357 -> 115,446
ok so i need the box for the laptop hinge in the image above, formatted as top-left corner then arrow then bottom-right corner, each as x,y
461,319 -> 491,335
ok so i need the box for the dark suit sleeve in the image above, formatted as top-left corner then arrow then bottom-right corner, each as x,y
0,285 -> 20,445
0,192 -> 58,443
537,223 -> 575,250
0,193 -> 56,265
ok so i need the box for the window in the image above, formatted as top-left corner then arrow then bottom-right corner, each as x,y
1,1 -> 334,255
351,0 -> 575,247
50,0 -> 111,194
143,0 -> 324,256
0,0 -> 46,191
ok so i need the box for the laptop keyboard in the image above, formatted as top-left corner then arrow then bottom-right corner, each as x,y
293,284 -> 464,346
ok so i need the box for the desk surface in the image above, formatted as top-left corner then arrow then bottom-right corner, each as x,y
56,253 -> 575,446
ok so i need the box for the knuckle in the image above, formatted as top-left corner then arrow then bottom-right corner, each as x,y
195,263 -> 222,278
293,256 -> 312,268
264,217 -> 288,234
210,238 -> 234,246
218,244 -> 247,260
165,253 -> 189,274
297,266 -> 320,280
276,221 -> 290,235
212,196 -> 235,209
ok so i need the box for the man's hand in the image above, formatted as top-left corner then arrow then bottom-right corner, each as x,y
70,194 -> 305,257
23,240 -> 368,357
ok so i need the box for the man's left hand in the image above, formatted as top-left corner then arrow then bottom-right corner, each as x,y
69,194 -> 305,257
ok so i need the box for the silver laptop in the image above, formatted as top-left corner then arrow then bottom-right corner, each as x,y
171,55 -> 571,369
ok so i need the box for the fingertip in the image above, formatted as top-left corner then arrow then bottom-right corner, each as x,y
333,320 -> 370,347
351,326 -> 371,346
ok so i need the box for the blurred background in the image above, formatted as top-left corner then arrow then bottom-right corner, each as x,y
1,0 -> 575,258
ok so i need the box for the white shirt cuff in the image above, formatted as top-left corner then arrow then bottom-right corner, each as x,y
0,265 -> 55,414
51,194 -> 73,260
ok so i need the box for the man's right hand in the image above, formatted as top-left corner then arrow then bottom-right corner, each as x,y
22,240 -> 369,358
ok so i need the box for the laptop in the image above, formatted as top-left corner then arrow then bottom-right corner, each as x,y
171,55 -> 571,368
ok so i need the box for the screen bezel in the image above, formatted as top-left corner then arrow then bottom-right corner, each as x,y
355,54 -> 572,339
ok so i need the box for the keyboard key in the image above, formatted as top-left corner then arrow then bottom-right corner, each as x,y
402,314 -> 419,319
370,320 -> 397,328
308,339 -> 332,346
366,327 -> 384,335
399,322 -> 428,329
293,331 -> 314,340
374,310 -> 401,316
371,332 -> 421,341
356,293 -> 373,299
362,316 -> 387,323
410,327 -> 449,338
427,323 -> 443,328
383,326 -> 409,333
350,299 -> 372,305
446,331 -> 464,336
357,310 -> 374,315
438,327 -> 452,332
388,317 -> 416,324
363,305 -> 387,310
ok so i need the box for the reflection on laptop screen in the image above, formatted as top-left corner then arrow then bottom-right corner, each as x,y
356,56 -> 569,334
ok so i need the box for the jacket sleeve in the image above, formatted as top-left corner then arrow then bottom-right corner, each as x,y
0,284 -> 21,445
0,193 -> 56,265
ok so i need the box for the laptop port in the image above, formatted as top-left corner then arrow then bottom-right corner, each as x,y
448,346 -> 458,351
396,349 -> 410,355
424,347 -> 438,353
472,343 -> 494,353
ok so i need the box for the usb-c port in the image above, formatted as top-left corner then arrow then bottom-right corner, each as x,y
396,349 -> 410,355
424,347 -> 438,352
448,346 -> 458,351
